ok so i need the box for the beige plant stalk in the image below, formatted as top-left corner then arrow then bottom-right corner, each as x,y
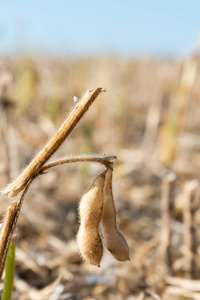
0,87 -> 117,278
2,87 -> 105,197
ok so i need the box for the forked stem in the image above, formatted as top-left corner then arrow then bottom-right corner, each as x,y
2,88 -> 105,197
0,87 -> 117,278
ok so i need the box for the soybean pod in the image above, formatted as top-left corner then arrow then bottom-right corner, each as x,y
101,168 -> 130,261
77,170 -> 106,266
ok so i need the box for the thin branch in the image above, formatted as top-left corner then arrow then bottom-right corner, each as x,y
40,154 -> 116,173
0,178 -> 34,278
0,202 -> 18,278
2,87 -> 105,197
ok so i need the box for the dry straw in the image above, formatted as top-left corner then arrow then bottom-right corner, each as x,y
2,88 -> 105,197
0,87 -> 119,277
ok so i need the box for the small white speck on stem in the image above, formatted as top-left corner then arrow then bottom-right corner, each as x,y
73,96 -> 78,102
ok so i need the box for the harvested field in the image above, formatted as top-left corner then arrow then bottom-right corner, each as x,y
1,55 -> 200,299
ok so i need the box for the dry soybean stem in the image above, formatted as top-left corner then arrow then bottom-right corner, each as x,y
40,154 -> 116,173
0,178 -> 34,278
2,87 -> 105,197
0,202 -> 18,278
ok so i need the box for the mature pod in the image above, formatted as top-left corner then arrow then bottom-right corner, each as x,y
101,168 -> 130,261
77,171 -> 106,266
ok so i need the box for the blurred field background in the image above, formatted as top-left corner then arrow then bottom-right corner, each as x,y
1,1 -> 200,300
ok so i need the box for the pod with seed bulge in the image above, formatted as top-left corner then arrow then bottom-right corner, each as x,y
77,171 -> 106,266
101,168 -> 130,261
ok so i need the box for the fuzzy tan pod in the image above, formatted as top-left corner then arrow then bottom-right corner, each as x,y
101,168 -> 130,261
77,170 -> 106,266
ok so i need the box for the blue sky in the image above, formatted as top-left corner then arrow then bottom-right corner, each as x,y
0,1 -> 200,57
